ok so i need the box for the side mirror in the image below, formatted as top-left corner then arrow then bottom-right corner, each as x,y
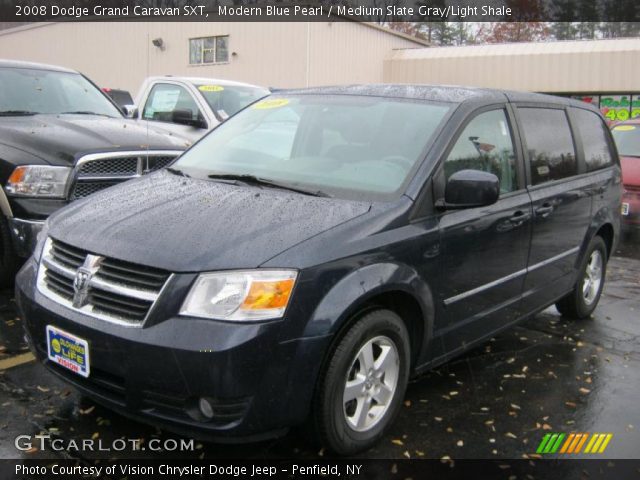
171,109 -> 207,129
122,104 -> 138,119
442,169 -> 500,209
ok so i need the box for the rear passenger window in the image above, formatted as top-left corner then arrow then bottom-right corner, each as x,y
445,109 -> 518,193
573,108 -> 614,171
519,108 -> 576,185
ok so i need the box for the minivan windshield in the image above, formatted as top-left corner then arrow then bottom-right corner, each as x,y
612,124 -> 640,157
173,95 -> 451,200
0,67 -> 122,117
195,83 -> 270,121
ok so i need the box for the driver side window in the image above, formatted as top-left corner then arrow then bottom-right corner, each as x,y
143,83 -> 204,125
445,109 -> 518,194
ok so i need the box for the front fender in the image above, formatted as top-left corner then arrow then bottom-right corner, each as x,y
303,262 -> 434,362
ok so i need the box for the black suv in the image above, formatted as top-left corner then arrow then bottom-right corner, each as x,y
0,60 -> 188,285
16,85 -> 622,454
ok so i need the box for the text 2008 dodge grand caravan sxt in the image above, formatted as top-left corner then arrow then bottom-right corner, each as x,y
16,85 -> 622,454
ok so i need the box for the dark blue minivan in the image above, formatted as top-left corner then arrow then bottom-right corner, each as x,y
16,85 -> 622,454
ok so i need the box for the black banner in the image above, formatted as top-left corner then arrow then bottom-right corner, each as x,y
1,0 -> 640,23
2,459 -> 640,480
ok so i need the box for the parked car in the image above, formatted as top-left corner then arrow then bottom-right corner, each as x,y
133,76 -> 270,142
0,60 -> 189,286
101,87 -> 134,112
16,85 -> 621,454
611,120 -> 640,229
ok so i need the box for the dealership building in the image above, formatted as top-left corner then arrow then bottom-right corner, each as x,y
0,21 -> 426,92
0,22 -> 638,121
383,37 -> 640,122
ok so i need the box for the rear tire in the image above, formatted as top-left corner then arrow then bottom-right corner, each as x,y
313,309 -> 410,455
555,236 -> 607,319
0,215 -> 18,288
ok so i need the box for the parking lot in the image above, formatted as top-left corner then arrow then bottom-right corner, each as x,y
1,233 -> 639,461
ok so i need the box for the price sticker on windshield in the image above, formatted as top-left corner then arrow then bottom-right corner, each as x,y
198,85 -> 224,92
252,99 -> 289,110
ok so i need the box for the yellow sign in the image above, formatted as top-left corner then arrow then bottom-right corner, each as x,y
253,98 -> 290,110
613,125 -> 636,131
198,85 -> 224,92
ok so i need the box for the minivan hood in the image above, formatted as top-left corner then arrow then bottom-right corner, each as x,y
621,156 -> 640,187
0,115 -> 189,165
48,171 -> 371,272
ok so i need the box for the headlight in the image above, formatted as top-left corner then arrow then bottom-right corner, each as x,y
180,270 -> 297,321
5,166 -> 71,198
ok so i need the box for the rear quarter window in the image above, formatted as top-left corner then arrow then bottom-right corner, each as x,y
519,107 -> 577,186
572,108 -> 614,172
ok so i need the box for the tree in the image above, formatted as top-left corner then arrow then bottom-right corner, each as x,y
387,22 -> 424,39
477,22 -> 551,43
550,0 -> 578,40
414,0 -> 446,43
430,22 -> 458,45
451,21 -> 471,45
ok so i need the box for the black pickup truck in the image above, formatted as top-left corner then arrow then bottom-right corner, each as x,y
0,60 -> 189,285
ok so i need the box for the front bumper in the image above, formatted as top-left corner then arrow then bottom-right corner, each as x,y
16,259 -> 331,441
8,218 -> 44,257
6,196 -> 69,257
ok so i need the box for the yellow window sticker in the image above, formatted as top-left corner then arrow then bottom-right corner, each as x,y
198,85 -> 224,92
253,98 -> 290,110
613,125 -> 636,131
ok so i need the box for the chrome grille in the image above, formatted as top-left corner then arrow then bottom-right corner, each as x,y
77,157 -> 139,177
37,238 -> 171,326
69,151 -> 181,200
70,182 -> 120,200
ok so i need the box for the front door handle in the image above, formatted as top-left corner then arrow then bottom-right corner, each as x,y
509,210 -> 531,226
535,204 -> 554,218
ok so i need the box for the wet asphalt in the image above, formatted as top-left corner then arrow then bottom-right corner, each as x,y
0,232 -> 638,461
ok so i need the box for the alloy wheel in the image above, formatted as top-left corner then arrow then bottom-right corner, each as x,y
582,250 -> 603,306
342,335 -> 399,432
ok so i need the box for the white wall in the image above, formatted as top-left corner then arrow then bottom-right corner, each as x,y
0,21 -> 422,94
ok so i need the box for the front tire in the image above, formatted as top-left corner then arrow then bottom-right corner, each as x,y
313,309 -> 410,455
556,236 -> 607,319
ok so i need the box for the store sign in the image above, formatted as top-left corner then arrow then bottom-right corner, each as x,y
599,95 -> 640,122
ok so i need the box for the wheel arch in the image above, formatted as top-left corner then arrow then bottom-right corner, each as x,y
305,262 -> 435,372
579,203 -> 620,266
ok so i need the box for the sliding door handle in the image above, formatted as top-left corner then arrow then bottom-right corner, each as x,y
535,204 -> 554,218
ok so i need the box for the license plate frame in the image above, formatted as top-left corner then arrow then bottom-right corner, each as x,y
46,325 -> 90,378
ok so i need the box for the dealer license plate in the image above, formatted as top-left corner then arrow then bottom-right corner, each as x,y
46,325 -> 90,378
621,203 -> 629,216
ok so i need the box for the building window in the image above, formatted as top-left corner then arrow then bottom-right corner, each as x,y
189,36 -> 229,65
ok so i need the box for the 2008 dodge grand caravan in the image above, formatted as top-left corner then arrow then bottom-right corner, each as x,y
16,85 -> 622,454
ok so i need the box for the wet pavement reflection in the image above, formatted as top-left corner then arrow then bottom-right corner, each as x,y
1,234 -> 638,461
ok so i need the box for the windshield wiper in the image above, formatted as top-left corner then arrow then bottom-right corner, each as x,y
166,167 -> 190,178
0,110 -> 39,116
60,111 -> 114,118
207,173 -> 332,197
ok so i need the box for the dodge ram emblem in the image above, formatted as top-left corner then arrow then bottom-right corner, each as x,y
72,269 -> 92,308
